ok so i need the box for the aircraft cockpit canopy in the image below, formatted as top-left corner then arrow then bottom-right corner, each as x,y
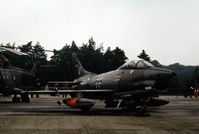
118,60 -> 154,69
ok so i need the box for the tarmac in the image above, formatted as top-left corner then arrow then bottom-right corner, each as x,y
0,95 -> 199,134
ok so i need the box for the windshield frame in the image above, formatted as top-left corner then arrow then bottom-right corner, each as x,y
141,60 -> 154,67
118,60 -> 154,70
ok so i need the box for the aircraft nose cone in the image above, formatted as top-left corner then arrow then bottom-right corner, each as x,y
162,69 -> 176,77
146,68 -> 176,80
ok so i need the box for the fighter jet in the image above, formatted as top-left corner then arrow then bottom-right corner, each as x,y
31,53 -> 175,114
0,47 -> 38,103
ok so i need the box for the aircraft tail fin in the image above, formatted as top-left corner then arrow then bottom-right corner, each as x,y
72,53 -> 90,77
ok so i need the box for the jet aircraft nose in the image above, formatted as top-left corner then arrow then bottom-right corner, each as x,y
145,67 -> 175,80
159,69 -> 175,78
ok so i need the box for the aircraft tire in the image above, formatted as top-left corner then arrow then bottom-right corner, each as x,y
12,96 -> 16,103
125,105 -> 148,116
16,97 -> 21,103
134,106 -> 149,116
12,95 -> 20,103
21,93 -> 30,103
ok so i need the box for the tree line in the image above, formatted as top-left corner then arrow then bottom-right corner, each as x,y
1,37 -> 199,95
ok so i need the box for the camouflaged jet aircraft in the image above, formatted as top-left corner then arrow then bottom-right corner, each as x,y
31,53 -> 175,114
0,47 -> 38,103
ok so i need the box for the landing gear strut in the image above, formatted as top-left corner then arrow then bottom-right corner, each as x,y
126,104 -> 148,116
121,98 -> 149,116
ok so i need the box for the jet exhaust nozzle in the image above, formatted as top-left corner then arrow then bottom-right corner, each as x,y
147,67 -> 176,80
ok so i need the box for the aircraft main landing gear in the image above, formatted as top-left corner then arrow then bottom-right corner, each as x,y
125,104 -> 148,116
21,93 -> 30,103
121,98 -> 149,116
12,95 -> 20,103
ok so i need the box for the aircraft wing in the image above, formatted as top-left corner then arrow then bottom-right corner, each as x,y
24,88 -> 155,99
24,89 -> 114,95
46,81 -> 80,90
114,90 -> 151,96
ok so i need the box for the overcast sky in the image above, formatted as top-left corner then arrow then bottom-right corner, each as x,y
0,0 -> 199,65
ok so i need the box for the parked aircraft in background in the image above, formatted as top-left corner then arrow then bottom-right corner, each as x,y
0,47 -> 38,102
